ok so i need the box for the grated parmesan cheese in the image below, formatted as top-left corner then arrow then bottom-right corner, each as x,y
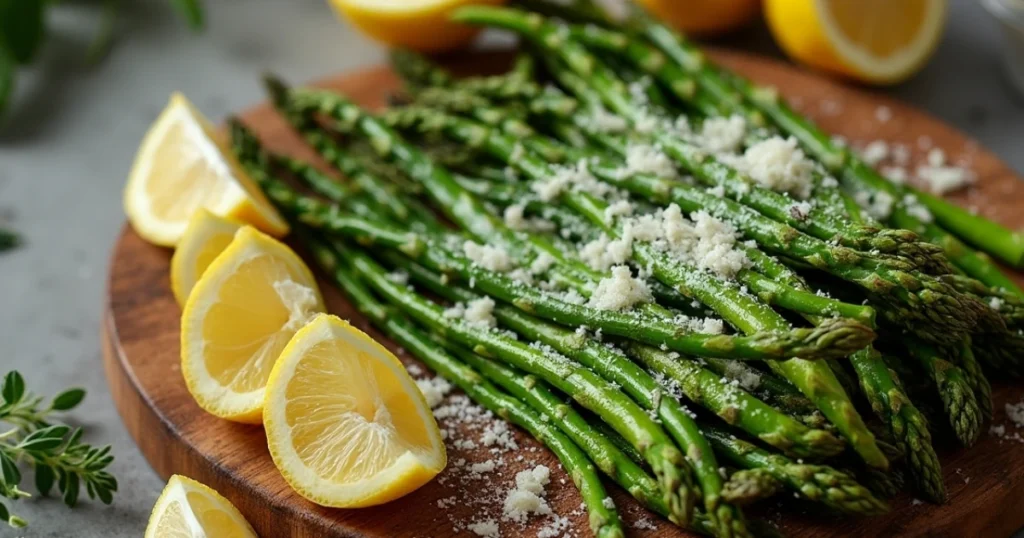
531,158 -> 619,202
467,519 -> 500,538
734,136 -> 815,199
463,241 -> 513,272
860,140 -> 889,166
584,106 -> 629,133
603,200 -> 635,223
416,376 -> 452,409
1008,399 -> 1024,427
902,194 -> 933,223
618,143 -> 680,180
699,115 -> 747,155
443,297 -> 497,329
588,265 -> 653,312
854,190 -> 895,220
502,466 -> 552,524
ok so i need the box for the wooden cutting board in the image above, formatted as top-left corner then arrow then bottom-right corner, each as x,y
102,49 -> 1024,538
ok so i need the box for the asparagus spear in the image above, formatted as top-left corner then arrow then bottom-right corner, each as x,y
905,339 -> 982,447
951,339 -> 993,423
306,236 -> 626,538
849,349 -> 946,502
701,425 -> 888,516
720,469 -> 783,507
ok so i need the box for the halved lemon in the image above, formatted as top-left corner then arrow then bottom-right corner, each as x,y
124,92 -> 288,247
170,209 -> 243,306
263,314 -> 446,507
181,226 -> 324,423
144,475 -> 257,538
328,0 -> 507,53
765,0 -> 947,84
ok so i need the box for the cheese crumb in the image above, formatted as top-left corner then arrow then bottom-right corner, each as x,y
854,190 -> 895,220
734,136 -> 815,199
1007,399 -> 1024,427
860,140 -> 889,166
416,376 -> 452,408
463,241 -> 513,272
443,297 -> 497,329
467,519 -> 500,538
588,265 -> 653,312
902,194 -> 933,223
618,144 -> 679,180
502,466 -> 552,524
699,115 -> 748,154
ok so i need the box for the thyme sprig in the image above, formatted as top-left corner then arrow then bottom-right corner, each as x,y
0,371 -> 117,528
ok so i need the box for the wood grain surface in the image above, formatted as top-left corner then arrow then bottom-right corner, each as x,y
102,50 -> 1024,538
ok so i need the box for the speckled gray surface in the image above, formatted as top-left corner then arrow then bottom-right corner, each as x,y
0,0 -> 1021,536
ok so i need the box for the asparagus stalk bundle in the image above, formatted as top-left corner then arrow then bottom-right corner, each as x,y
215,4 -> 1024,533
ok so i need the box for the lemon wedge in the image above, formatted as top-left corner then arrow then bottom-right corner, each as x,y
328,0 -> 507,53
181,226 -> 324,423
765,0 -> 947,84
263,314 -> 446,507
124,92 -> 288,247
144,475 -> 257,538
170,209 -> 243,306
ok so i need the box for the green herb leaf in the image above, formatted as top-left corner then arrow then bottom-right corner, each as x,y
61,472 -> 79,507
0,0 -> 46,64
18,425 -> 70,452
51,388 -> 86,411
0,451 -> 20,489
33,465 -> 53,497
0,227 -> 18,252
1,371 -> 25,405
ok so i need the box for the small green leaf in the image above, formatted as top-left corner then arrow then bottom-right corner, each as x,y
62,473 -> 79,507
0,452 -> 20,488
0,227 -> 19,252
0,0 -> 46,64
95,483 -> 113,505
1,371 -> 25,405
19,425 -> 70,452
34,465 -> 54,496
8,514 -> 27,528
51,388 -> 86,411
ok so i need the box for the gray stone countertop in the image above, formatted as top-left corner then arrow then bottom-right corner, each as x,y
0,0 -> 1020,535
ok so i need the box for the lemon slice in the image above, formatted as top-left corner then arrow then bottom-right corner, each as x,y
170,210 -> 243,306
328,0 -> 507,53
264,314 -> 446,507
124,92 -> 288,247
145,475 -> 257,538
181,227 -> 324,423
765,0 -> 947,84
